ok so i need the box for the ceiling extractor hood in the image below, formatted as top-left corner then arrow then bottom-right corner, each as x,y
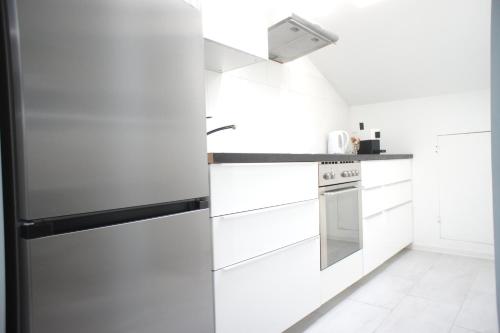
268,14 -> 339,63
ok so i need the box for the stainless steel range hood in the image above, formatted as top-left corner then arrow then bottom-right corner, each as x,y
268,14 -> 339,63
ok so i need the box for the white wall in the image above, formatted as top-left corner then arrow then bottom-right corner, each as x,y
205,58 -> 350,153
350,90 -> 493,258
491,0 -> 500,317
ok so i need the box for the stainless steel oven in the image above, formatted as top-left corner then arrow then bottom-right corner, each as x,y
319,161 -> 362,270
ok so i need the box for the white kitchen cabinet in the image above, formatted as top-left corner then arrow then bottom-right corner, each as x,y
214,237 -> 320,333
209,158 -> 413,331
210,162 -> 320,332
361,159 -> 412,189
363,203 -> 413,274
362,180 -> 412,218
202,0 -> 268,72
209,163 -> 318,217
361,187 -> 384,218
363,212 -> 391,274
361,160 -> 413,275
212,199 -> 319,270
386,202 -> 413,251
320,251 -> 363,304
384,181 -> 412,210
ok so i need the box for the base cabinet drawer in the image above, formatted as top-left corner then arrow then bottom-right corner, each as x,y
384,181 -> 412,210
320,251 -> 363,304
212,199 -> 319,270
363,213 -> 391,274
361,160 -> 412,189
209,163 -> 318,216
214,237 -> 320,333
362,187 -> 384,218
363,203 -> 413,275
362,181 -> 412,218
386,202 -> 413,252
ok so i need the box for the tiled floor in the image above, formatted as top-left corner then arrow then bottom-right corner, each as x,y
286,249 -> 498,333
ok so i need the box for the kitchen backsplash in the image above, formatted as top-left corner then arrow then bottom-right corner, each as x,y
205,58 -> 349,153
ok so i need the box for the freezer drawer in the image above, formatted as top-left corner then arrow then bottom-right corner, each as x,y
21,209 -> 214,333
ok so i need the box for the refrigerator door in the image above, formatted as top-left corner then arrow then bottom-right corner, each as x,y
9,0 -> 208,220
21,209 -> 214,333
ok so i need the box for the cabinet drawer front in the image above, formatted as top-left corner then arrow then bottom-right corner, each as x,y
362,181 -> 412,218
320,251 -> 363,303
363,202 -> 414,275
384,181 -> 412,210
212,199 -> 319,270
362,187 -> 384,218
386,202 -> 413,251
362,213 -> 392,274
214,237 -> 320,333
361,159 -> 412,189
209,163 -> 318,216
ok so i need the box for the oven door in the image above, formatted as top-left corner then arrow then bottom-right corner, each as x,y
319,182 -> 362,270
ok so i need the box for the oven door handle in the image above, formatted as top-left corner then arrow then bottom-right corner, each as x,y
321,187 -> 359,196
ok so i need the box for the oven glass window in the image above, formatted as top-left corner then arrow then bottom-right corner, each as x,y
322,187 -> 361,269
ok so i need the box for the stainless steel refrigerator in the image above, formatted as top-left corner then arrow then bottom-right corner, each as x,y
2,0 -> 214,332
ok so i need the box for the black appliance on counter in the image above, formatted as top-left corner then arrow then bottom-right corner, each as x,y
359,140 -> 387,154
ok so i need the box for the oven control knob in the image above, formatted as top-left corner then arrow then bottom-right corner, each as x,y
354,170 -> 359,176
323,173 -> 330,180
341,171 -> 348,177
329,172 -> 335,179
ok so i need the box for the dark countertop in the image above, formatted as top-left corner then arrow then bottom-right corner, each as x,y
208,153 -> 413,164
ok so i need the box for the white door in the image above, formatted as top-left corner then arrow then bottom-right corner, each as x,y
437,132 -> 493,244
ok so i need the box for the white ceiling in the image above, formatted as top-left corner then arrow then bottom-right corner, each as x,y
269,0 -> 491,105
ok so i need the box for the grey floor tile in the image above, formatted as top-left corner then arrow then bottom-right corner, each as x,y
454,291 -> 499,333
470,261 -> 496,295
431,254 -> 487,275
375,295 -> 462,333
408,255 -> 481,304
302,300 -> 390,333
450,326 -> 481,333
409,269 -> 476,304
409,255 -> 493,304
382,249 -> 441,281
348,273 -> 415,309
288,251 -> 498,333
285,310 -> 325,333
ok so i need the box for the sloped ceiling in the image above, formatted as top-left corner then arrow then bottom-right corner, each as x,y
270,0 -> 491,105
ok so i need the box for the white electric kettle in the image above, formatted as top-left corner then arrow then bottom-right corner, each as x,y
328,130 -> 350,154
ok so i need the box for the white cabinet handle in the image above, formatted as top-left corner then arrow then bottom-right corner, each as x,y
385,200 -> 412,212
218,236 -> 319,272
212,199 -> 318,220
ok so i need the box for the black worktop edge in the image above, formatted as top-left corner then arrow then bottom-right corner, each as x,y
208,153 -> 413,164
